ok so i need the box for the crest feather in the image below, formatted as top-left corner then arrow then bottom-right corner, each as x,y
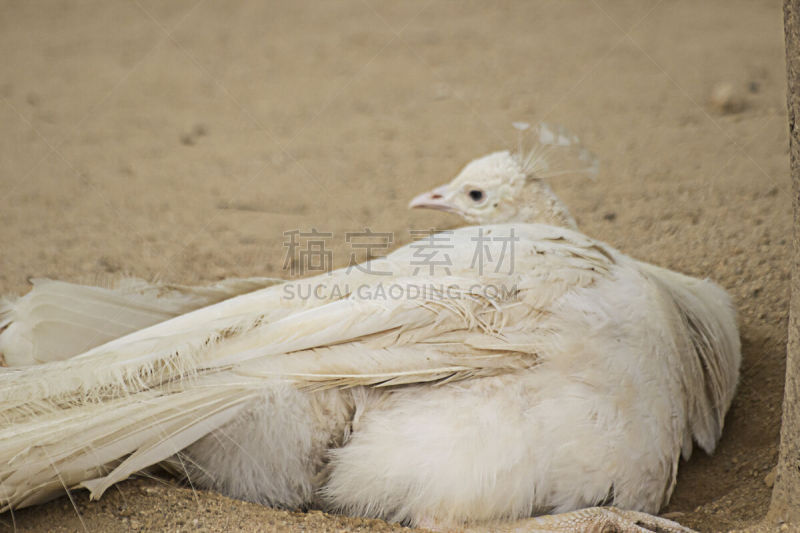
511,122 -> 599,181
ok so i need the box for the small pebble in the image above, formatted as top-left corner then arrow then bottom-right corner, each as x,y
710,82 -> 745,114
764,466 -> 777,488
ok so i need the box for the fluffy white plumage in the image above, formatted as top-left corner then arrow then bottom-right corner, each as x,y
0,135 -> 740,532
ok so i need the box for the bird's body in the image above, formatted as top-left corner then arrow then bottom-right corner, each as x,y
0,135 -> 740,532
183,224 -> 729,523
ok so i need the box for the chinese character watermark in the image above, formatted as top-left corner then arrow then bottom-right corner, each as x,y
281,226 -> 518,278
409,228 -> 454,276
345,228 -> 393,276
470,227 -> 520,275
282,228 -> 333,276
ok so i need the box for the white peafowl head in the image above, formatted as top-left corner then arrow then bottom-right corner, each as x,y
409,122 -> 598,229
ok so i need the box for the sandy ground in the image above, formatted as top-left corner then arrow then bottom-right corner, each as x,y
0,1 -> 792,531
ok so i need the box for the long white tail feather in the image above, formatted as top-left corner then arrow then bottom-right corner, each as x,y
0,266 -> 534,414
2,382 -> 259,509
0,277 -> 282,366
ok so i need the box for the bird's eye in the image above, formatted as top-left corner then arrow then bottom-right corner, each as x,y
468,189 -> 485,202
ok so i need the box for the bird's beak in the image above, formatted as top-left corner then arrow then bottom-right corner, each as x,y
408,185 -> 458,213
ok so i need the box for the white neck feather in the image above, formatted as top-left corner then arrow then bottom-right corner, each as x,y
516,181 -> 578,229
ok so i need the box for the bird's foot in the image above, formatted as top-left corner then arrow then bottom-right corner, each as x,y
507,507 -> 696,533
419,507 -> 696,533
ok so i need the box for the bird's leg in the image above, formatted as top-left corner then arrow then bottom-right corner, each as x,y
419,507 -> 696,533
